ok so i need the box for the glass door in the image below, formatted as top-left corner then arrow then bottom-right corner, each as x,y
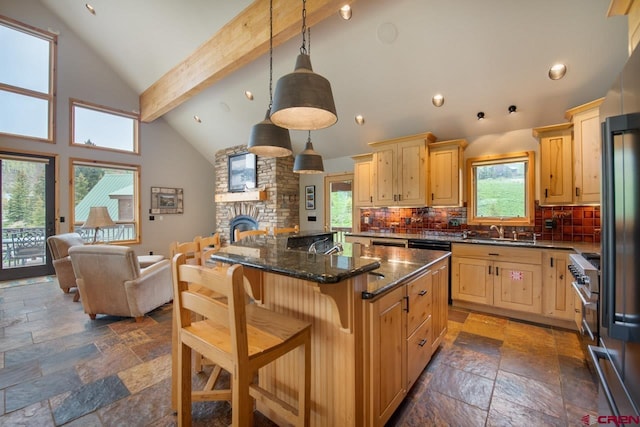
1,152 -> 55,280
324,173 -> 353,240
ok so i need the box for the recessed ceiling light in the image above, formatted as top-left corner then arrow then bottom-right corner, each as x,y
432,94 -> 445,107
477,112 -> 485,121
377,22 -> 398,44
508,105 -> 517,114
548,63 -> 567,80
244,91 -> 254,101
85,3 -> 96,15
193,115 -> 202,123
355,115 -> 365,125
339,5 -> 352,20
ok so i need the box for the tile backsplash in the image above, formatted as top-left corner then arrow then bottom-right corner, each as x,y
358,203 -> 600,243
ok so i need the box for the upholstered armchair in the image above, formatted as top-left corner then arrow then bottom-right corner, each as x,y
46,233 -> 85,294
69,245 -> 173,322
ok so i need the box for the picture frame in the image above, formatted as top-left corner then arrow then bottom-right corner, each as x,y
151,187 -> 183,214
228,152 -> 257,192
305,185 -> 315,210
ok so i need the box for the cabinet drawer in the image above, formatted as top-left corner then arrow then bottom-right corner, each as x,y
406,272 -> 432,334
452,243 -> 542,264
407,316 -> 432,389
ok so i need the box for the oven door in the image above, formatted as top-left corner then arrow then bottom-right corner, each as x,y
572,282 -> 599,342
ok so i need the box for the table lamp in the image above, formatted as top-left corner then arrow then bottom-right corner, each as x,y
83,206 -> 115,244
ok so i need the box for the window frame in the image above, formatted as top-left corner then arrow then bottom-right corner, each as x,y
0,16 -> 57,143
69,158 -> 141,245
70,99 -> 140,154
466,151 -> 535,227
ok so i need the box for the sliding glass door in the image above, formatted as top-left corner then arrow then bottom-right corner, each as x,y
1,152 -> 55,280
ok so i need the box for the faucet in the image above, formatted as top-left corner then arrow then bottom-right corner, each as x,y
490,224 -> 504,239
308,238 -> 329,254
323,242 -> 344,255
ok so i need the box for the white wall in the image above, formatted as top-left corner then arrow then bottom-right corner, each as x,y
0,2 -> 216,257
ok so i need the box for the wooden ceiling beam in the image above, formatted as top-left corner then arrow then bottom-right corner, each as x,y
140,0 -> 355,122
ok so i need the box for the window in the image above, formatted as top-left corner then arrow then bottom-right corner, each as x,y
324,173 -> 353,233
71,159 -> 140,244
71,99 -> 139,153
467,151 -> 535,226
0,18 -> 56,141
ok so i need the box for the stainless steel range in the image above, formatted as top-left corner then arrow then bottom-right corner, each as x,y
569,252 -> 600,343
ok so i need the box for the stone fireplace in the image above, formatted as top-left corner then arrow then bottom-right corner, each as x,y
215,145 -> 300,244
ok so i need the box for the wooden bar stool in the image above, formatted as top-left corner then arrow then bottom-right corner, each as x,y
234,227 -> 269,241
172,253 -> 311,426
273,225 -> 299,235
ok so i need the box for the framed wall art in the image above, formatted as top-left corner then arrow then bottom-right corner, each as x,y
151,187 -> 183,214
305,185 -> 315,210
228,152 -> 257,192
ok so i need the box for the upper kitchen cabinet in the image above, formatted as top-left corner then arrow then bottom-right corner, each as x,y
533,123 -> 574,205
607,0 -> 640,54
565,98 -> 604,205
353,153 -> 374,207
427,139 -> 467,207
369,132 -> 436,207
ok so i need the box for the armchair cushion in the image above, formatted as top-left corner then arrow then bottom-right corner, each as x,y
69,245 -> 173,321
46,233 -> 85,291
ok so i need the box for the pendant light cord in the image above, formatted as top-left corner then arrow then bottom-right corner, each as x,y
300,0 -> 307,54
268,0 -> 274,110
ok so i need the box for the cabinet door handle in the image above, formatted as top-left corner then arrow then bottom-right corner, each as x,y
545,188 -> 548,198
418,339 -> 427,347
403,295 -> 409,312
393,194 -> 397,202
398,194 -> 402,201
488,265 -> 492,275
559,274 -> 564,280
488,253 -> 499,256
419,290 -> 427,296
431,193 -> 434,201
550,257 -> 554,268
370,196 -> 372,203
495,267 -> 499,276
576,187 -> 580,197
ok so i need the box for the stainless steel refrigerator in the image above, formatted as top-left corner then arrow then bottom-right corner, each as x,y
593,45 -> 640,422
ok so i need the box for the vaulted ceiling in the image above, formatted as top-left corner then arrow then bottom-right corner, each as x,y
39,0 -> 629,162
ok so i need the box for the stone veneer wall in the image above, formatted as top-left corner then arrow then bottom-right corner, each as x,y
215,145 -> 300,244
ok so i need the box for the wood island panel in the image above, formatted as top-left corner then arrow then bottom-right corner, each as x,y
256,269 -> 367,426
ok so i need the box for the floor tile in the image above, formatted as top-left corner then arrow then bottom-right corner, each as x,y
453,330 -> 503,357
439,344 -> 500,380
0,401 -> 54,426
5,367 -> 83,413
76,344 -> 141,384
462,312 -> 508,341
493,370 -> 565,419
117,353 -> 172,394
0,360 -> 41,389
51,374 -> 130,425
499,346 -> 561,386
96,377 -> 173,426
39,343 -> 99,376
394,388 -> 488,426
428,364 -> 494,410
487,394 -> 565,426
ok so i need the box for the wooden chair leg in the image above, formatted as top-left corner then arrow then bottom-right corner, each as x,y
178,341 -> 193,427
89,314 -> 96,320
73,292 -> 80,302
232,371 -> 254,427
297,334 -> 311,427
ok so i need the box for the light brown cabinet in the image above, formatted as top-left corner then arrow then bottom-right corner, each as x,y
541,250 -> 575,320
369,132 -> 436,206
365,258 -> 448,426
428,139 -> 467,206
565,99 -> 603,205
353,153 -> 374,207
452,243 -> 542,313
534,123 -> 574,205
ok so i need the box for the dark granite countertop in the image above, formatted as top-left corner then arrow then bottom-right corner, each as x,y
209,234 -> 450,300
346,231 -> 600,254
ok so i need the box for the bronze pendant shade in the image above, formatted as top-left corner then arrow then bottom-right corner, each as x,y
271,53 -> 338,131
248,109 -> 293,157
293,138 -> 324,174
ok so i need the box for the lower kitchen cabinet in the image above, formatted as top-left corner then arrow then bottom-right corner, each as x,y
365,258 -> 449,426
451,243 -> 578,328
541,250 -> 575,320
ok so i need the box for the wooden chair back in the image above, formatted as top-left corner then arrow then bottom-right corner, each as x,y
195,233 -> 220,250
273,225 -> 300,235
234,227 -> 269,242
169,240 -> 200,265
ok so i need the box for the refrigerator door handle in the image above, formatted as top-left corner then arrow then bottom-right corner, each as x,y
589,346 -> 621,418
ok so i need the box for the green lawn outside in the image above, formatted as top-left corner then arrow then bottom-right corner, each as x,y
476,178 -> 525,217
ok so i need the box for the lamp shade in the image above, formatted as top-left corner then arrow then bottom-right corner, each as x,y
271,54 -> 337,131
248,110 -> 293,157
293,140 -> 324,174
83,206 -> 115,228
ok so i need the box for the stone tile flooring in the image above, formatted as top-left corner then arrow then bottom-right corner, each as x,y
0,276 -> 598,426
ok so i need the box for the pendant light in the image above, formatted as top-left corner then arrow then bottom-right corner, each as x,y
271,0 -> 338,131
247,0 -> 292,157
293,131 -> 324,174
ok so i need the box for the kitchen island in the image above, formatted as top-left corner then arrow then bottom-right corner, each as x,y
208,234 -> 450,426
